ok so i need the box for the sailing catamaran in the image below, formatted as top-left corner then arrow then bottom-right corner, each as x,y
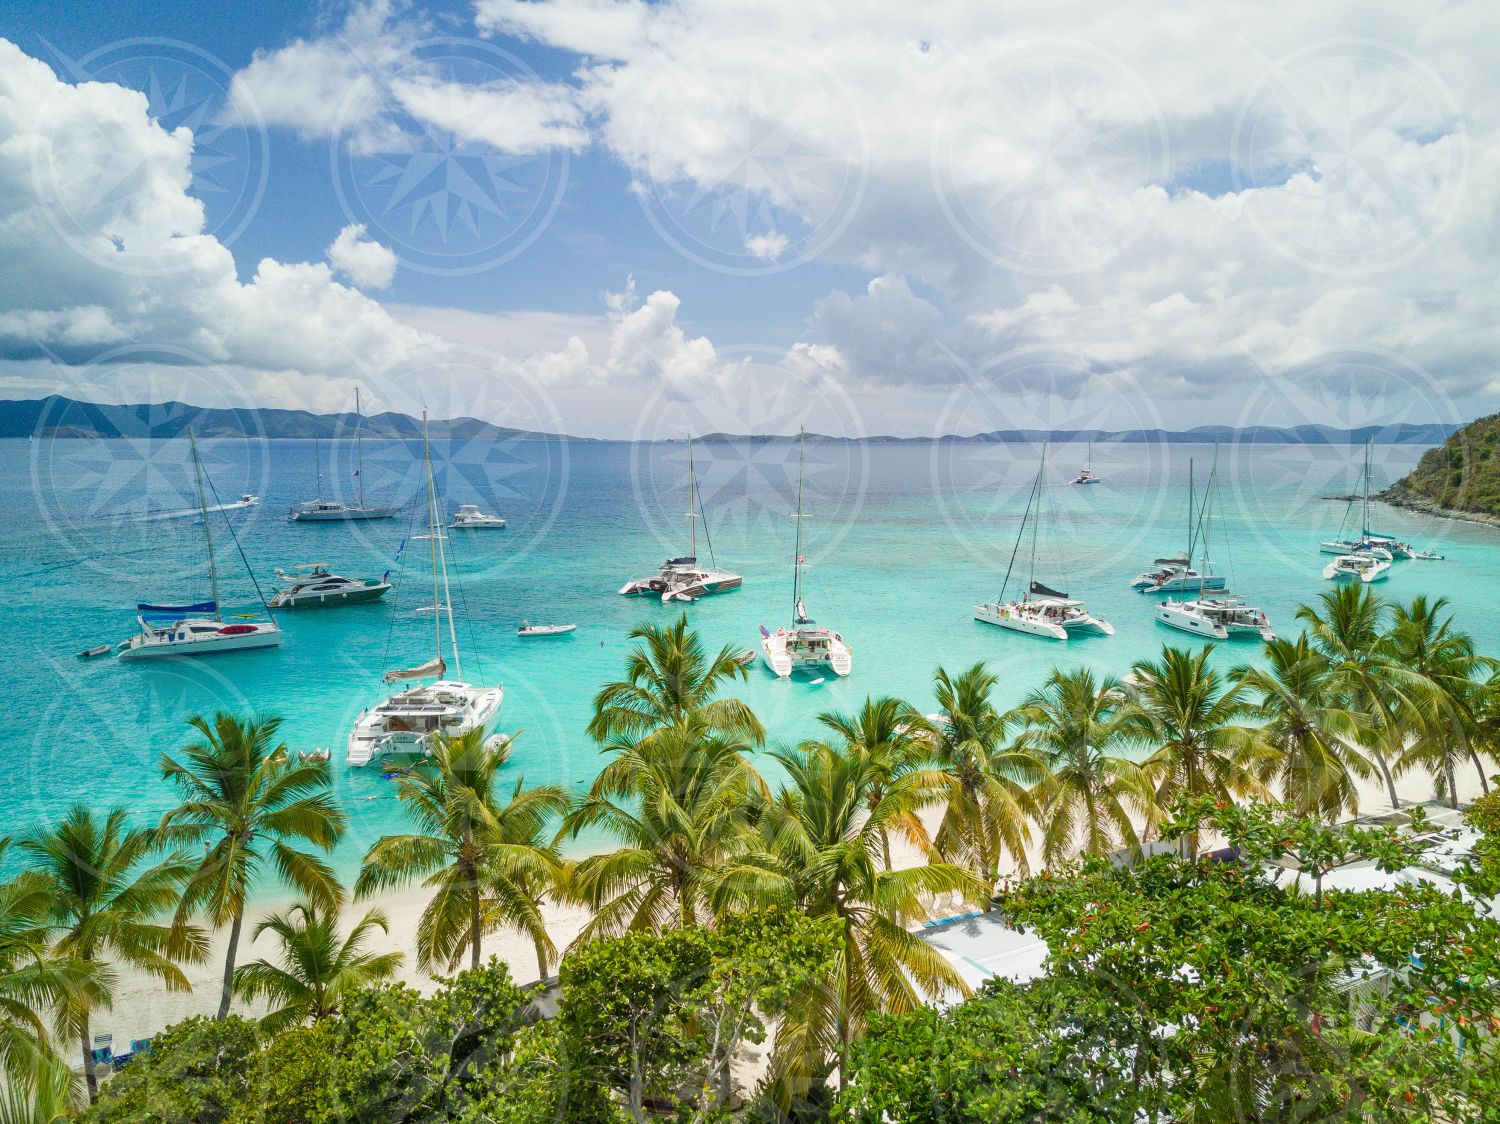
620,435 -> 742,602
346,413 -> 503,768
1320,438 -> 1414,558
760,430 -> 852,677
117,430 -> 282,659
1130,457 -> 1228,594
975,442 -> 1114,641
290,388 -> 398,522
1069,441 -> 1101,485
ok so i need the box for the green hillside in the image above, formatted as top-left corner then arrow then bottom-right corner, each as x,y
1381,412 -> 1500,516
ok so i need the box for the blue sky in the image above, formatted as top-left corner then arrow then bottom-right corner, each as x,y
0,1 -> 1493,436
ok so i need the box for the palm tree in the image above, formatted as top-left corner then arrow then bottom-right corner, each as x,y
1010,667 -> 1155,865
562,719 -> 763,937
1384,596 -> 1495,806
586,614 -> 763,747
1234,635 -> 1373,822
159,712 -> 346,1019
1296,585 -> 1408,808
356,729 -> 568,976
815,696 -> 940,869
925,664 -> 1043,889
1129,646 -> 1268,858
19,807 -> 207,1100
232,901 -> 402,1032
714,742 -> 982,1088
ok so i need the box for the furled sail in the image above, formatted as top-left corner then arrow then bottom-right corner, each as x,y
383,656 -> 446,683
138,600 -> 215,620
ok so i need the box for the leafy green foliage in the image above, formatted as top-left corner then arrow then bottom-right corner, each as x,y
84,1016 -> 261,1123
1382,412 -> 1500,515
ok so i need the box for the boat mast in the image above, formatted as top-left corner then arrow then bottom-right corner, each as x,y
188,427 -> 222,621
687,433 -> 698,559
1185,458 -> 1197,567
1200,446 -> 1219,573
421,412 -> 460,678
355,386 -> 367,510
1027,440 -> 1047,594
792,428 -> 806,624
1361,436 -> 1373,539
313,433 -> 325,503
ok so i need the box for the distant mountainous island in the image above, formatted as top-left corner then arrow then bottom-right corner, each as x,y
1380,412 -> 1500,525
0,395 -> 1461,445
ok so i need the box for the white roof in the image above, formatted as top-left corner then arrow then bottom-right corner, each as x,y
918,912 -> 1050,1006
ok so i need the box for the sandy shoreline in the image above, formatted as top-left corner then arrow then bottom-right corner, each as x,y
93,761 -> 1489,1050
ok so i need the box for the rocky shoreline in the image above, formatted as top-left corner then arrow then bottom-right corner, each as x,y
1376,491 -> 1500,530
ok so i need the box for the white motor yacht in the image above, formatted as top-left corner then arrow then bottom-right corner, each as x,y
759,431 -> 852,678
290,389 -> 397,522
267,564 -> 391,608
517,621 -> 576,636
620,434 -> 741,603
1155,594 -> 1274,642
1324,553 -> 1391,583
450,504 -> 506,529
346,413 -> 502,768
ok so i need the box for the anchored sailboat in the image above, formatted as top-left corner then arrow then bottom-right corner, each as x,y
1069,441 -> 1101,485
1320,437 -> 1413,559
1130,457 -> 1228,594
346,413 -> 503,767
975,441 -> 1113,641
290,387 -> 397,522
117,429 -> 282,659
620,434 -> 742,602
760,430 -> 852,677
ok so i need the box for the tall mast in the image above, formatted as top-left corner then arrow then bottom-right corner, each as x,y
188,428 -> 221,621
687,434 -> 698,559
1200,446 -> 1219,571
355,386 -> 367,509
422,413 -> 447,674
313,433 -> 324,502
1361,437 -> 1372,539
1185,458 -> 1197,566
792,428 -> 806,623
1027,440 -> 1047,591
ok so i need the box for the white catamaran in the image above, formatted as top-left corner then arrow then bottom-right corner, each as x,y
290,387 -> 398,522
620,435 -> 742,603
1130,457 -> 1228,594
346,414 -> 503,768
1320,438 -> 1414,559
117,429 -> 282,659
760,430 -> 852,678
975,442 -> 1114,641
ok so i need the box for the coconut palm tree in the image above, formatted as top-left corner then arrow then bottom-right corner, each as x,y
586,614 -> 763,747
356,729 -> 568,976
232,901 -> 402,1032
925,663 -> 1043,888
563,719 -> 763,938
1129,646 -> 1268,857
18,807 -> 207,1100
1295,585 -> 1409,808
1384,596 -> 1495,806
159,712 -> 346,1019
815,696 -> 940,869
1234,635 -> 1373,822
713,742 -> 982,1089
1009,667 -> 1155,865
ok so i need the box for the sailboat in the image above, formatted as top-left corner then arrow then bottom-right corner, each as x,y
1129,457 -> 1228,594
760,430 -> 852,677
290,388 -> 398,522
345,413 -> 503,768
117,429 -> 282,659
974,442 -> 1113,641
619,434 -> 742,602
1320,438 -> 1413,559
1069,441 -> 1101,485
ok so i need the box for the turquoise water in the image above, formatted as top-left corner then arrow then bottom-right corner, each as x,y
5,435 -> 1497,878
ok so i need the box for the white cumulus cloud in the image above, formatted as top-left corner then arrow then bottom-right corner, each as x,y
327,223 -> 398,289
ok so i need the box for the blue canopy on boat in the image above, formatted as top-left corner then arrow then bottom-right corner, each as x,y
137,600 -> 215,620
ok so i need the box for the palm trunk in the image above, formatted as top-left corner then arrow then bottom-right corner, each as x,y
80,1010 -> 98,1102
1446,761 -> 1459,809
1374,752 -> 1400,810
471,885 -> 482,970
1469,749 -> 1491,795
218,908 -> 244,1018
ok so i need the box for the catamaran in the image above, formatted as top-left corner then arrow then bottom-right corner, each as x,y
1320,438 -> 1414,558
1130,457 -> 1227,594
1324,553 -> 1391,583
760,430 -> 852,677
117,429 -> 282,659
620,434 -> 742,602
450,504 -> 506,529
1069,441 -> 1101,485
290,388 -> 397,522
267,563 -> 392,609
1156,595 -> 1275,642
346,414 -> 503,768
975,442 -> 1114,641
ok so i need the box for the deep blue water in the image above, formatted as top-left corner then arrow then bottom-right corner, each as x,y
4,435 -> 1495,877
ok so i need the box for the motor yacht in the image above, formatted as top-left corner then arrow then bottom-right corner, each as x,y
450,504 -> 506,529
267,564 -> 391,608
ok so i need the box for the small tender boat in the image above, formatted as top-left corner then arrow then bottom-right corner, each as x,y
76,644 -> 112,659
267,564 -> 392,608
450,504 -> 507,529
517,621 -> 576,637
299,748 -> 331,763
733,649 -> 757,667
1413,548 -> 1445,561
1323,553 -> 1391,583
1155,594 -> 1274,642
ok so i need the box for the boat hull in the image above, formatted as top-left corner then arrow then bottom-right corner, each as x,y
289,507 -> 397,522
269,583 -> 390,609
1155,605 -> 1229,641
760,629 -> 852,678
974,602 -> 1067,640
117,622 -> 282,660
